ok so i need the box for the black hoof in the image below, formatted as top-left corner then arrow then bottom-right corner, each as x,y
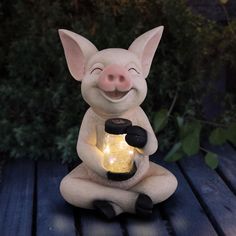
93,200 -> 116,220
135,193 -> 153,217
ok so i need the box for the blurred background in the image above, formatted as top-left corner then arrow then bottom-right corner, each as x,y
0,0 -> 235,165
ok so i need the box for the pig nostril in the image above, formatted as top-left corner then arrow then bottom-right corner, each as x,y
119,75 -> 125,82
108,74 -> 114,81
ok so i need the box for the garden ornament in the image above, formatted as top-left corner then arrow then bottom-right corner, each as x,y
59,26 -> 178,219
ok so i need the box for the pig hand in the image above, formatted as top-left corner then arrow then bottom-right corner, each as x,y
107,162 -> 137,181
125,126 -> 147,148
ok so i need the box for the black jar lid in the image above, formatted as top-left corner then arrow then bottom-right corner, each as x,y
105,118 -> 132,134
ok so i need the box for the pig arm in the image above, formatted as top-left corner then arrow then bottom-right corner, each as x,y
135,107 -> 158,156
76,109 -> 106,177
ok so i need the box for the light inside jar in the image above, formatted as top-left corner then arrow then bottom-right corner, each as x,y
103,133 -> 134,173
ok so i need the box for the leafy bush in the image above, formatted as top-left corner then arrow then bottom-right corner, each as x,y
152,1 -> 236,168
0,0 -> 235,165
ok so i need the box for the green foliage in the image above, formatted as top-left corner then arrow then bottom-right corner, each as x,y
204,152 -> 219,169
226,123 -> 236,145
208,123 -> 236,146
209,128 -> 227,145
176,116 -> 184,128
0,0 -> 235,163
153,109 -> 168,132
164,142 -> 183,162
182,121 -> 202,156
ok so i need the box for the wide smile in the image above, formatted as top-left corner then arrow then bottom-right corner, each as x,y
100,89 -> 131,103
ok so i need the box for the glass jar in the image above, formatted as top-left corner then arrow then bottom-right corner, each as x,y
103,118 -> 134,173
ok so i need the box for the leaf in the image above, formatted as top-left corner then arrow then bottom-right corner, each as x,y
182,132 -> 200,155
165,151 -> 184,162
153,109 -> 168,132
204,152 -> 219,169
209,128 -> 227,145
164,142 -> 182,161
226,123 -> 236,145
180,121 -> 199,139
176,116 -> 184,128
181,121 -> 202,156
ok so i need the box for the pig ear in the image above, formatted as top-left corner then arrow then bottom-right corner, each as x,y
128,26 -> 164,78
58,29 -> 98,81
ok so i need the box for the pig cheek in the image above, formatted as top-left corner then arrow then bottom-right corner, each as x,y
131,78 -> 147,105
81,80 -> 113,113
81,76 -> 100,106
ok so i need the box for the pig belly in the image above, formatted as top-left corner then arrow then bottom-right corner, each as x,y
85,155 -> 150,190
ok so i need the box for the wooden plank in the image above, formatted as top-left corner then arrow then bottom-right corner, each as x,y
69,161 -> 123,235
204,143 -> 236,194
154,156 -> 217,236
0,159 -> 35,236
123,208 -> 169,236
37,160 -> 77,236
179,153 -> 236,236
77,208 -> 124,236
73,159 -> 168,236
123,155 -> 170,236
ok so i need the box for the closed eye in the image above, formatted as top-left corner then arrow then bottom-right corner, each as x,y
128,68 -> 140,74
91,68 -> 103,74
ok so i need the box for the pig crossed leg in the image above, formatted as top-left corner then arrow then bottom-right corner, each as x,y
60,164 -> 138,218
60,162 -> 177,218
130,162 -> 178,205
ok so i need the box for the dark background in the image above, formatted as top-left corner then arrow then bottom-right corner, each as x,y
0,0 -> 235,162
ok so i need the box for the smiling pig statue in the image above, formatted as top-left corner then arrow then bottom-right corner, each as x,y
59,26 -> 177,219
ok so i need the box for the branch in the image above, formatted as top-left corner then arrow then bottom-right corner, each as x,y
167,92 -> 178,117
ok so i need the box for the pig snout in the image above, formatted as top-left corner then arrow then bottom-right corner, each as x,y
97,65 -> 132,92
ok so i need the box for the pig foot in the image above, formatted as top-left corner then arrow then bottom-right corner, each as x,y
93,200 -> 123,219
93,200 -> 117,219
135,193 -> 153,217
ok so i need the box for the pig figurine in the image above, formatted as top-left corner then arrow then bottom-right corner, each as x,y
59,26 -> 177,219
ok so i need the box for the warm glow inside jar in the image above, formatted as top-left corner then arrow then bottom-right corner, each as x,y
103,118 -> 134,173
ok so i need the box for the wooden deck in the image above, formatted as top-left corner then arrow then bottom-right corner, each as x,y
0,143 -> 236,236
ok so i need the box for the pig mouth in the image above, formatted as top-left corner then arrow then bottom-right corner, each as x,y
100,89 -> 131,102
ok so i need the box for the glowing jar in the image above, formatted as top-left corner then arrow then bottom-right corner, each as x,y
103,118 -> 134,173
